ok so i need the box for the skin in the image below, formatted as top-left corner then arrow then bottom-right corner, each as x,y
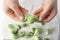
34,0 -> 57,22
3,0 -> 28,21
4,0 -> 57,22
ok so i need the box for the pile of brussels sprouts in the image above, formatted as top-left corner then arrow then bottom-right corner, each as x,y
23,14 -> 45,25
8,15 -> 52,40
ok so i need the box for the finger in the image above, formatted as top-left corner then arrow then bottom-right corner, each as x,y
39,2 -> 53,21
18,6 -> 28,14
9,4 -> 24,21
9,11 -> 19,21
43,8 -> 57,22
34,6 -> 43,15
5,8 -> 19,21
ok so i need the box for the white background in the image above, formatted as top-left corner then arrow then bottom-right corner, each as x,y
0,0 -> 60,40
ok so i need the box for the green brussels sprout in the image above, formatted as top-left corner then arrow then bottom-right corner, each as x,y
16,25 -> 21,30
19,31 -> 25,37
44,38 -> 49,40
11,28 -> 18,34
45,29 -> 52,35
21,22 -> 27,27
27,15 -> 37,23
8,24 -> 14,29
23,14 -> 45,24
12,34 -> 19,39
8,24 -> 18,34
26,32 -> 33,38
33,15 -> 39,21
30,28 -> 36,34
34,36 -> 41,40
34,28 -> 42,35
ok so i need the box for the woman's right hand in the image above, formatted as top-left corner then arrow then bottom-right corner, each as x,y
4,0 -> 28,21
34,0 -> 57,22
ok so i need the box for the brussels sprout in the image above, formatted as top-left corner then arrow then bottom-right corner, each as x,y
8,24 -> 18,34
30,28 -> 36,34
21,22 -> 27,27
44,38 -> 49,40
11,28 -> 18,34
8,24 -> 14,29
12,34 -> 19,39
34,36 -> 41,40
45,29 -> 52,35
23,14 -> 44,24
16,25 -> 21,30
34,28 -> 42,35
19,31 -> 25,37
27,15 -> 37,23
26,32 -> 33,38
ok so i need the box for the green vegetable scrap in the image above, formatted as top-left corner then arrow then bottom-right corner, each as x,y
19,31 -> 25,37
44,38 -> 49,40
34,36 -> 42,40
34,28 -> 42,35
26,32 -> 33,38
45,29 -> 52,35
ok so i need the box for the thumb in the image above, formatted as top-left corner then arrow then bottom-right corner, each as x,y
39,9 -> 50,21
39,2 -> 53,21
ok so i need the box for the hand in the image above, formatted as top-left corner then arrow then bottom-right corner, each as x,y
34,0 -> 57,22
4,0 -> 28,21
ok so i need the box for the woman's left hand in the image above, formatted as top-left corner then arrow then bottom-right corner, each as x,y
34,0 -> 57,22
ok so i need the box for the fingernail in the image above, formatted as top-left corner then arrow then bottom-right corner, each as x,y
19,16 -> 24,21
39,17 -> 43,21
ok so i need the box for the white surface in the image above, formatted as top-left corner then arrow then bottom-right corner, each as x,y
0,0 -> 60,40
19,0 -> 42,14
